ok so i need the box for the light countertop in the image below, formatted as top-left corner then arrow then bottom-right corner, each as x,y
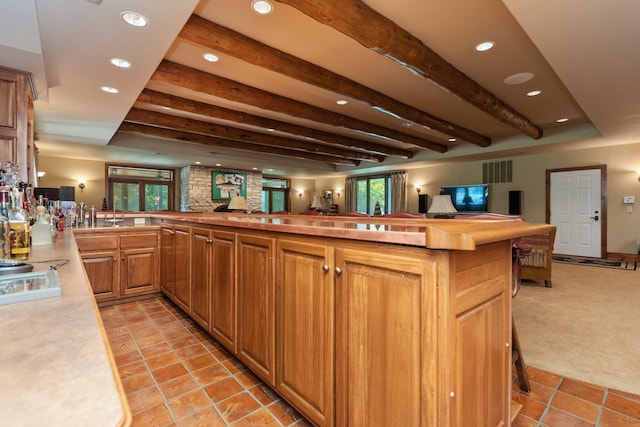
0,232 -> 131,427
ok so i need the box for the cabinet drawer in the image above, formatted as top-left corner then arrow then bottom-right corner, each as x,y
120,233 -> 158,249
75,235 -> 119,252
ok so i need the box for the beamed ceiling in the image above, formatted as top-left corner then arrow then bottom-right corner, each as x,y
3,0 -> 640,177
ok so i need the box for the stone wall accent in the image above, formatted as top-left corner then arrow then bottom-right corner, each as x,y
180,165 -> 263,212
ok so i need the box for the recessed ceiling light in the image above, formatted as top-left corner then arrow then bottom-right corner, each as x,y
556,118 -> 569,123
109,57 -> 131,68
252,167 -> 258,170
100,86 -> 119,94
267,128 -> 275,132
121,11 -> 148,27
215,163 -> 222,167
336,99 -> 348,105
401,122 -> 413,127
251,0 -> 273,14
527,90 -> 542,97
448,138 -> 457,142
195,161 -> 201,165
475,41 -> 494,52
504,72 -> 535,85
203,53 -> 219,63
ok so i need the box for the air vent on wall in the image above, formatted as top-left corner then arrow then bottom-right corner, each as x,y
483,160 -> 512,184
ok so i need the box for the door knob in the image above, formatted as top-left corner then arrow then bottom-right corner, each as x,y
590,215 -> 599,220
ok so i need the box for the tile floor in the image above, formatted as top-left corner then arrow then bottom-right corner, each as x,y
100,297 -> 640,427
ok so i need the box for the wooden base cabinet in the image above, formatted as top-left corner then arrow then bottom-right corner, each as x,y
276,239 -> 335,427
236,233 -> 276,386
208,229 -> 236,352
160,224 -> 191,312
76,230 -> 160,303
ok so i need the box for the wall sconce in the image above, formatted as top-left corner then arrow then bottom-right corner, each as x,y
78,179 -> 86,192
416,186 -> 421,194
298,191 -> 303,198
335,191 -> 341,198
637,170 -> 640,181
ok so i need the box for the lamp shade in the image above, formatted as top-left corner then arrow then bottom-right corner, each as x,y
310,195 -> 324,209
228,195 -> 248,210
427,194 -> 457,214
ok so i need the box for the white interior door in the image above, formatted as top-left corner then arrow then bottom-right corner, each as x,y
550,169 -> 602,257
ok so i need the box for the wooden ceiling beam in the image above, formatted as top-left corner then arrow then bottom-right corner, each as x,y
274,0 -> 544,140
136,89 -> 414,159
118,122 -> 359,166
179,15 -> 490,147
124,108 -> 384,163
150,60 -> 448,153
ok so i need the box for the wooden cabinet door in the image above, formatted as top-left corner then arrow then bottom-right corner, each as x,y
173,225 -> 192,313
209,229 -> 236,353
120,247 -> 157,296
237,233 -> 276,386
448,242 -> 511,427
276,239 -> 334,427
191,227 -> 212,330
81,250 -> 118,301
335,246 -> 439,427
160,225 -> 175,297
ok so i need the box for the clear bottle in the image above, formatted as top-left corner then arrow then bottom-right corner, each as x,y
0,186 -> 10,258
9,189 -> 30,260
31,205 -> 52,246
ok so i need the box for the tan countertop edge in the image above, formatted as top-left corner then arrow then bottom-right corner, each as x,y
0,231 -> 131,427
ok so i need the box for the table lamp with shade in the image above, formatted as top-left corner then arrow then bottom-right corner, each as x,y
228,193 -> 248,212
310,195 -> 324,213
427,194 -> 457,218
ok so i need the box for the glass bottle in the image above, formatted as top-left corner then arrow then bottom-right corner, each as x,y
0,185 -> 10,258
9,189 -> 30,260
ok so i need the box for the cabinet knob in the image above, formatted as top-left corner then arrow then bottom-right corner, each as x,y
322,264 -> 329,272
206,239 -> 213,244
335,267 -> 342,275
121,257 -> 125,261
170,231 -> 175,235
113,257 -> 117,262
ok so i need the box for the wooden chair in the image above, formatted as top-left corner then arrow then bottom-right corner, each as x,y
382,211 -> 426,218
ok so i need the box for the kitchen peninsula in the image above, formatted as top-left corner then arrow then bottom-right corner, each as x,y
1,213 -> 552,426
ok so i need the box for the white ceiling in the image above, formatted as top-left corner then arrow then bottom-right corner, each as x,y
1,0 -> 639,178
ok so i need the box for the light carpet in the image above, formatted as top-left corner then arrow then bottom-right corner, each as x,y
513,261 -> 640,395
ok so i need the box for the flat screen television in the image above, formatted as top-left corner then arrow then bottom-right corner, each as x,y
439,184 -> 489,213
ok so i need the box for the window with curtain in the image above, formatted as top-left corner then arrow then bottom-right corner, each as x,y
107,165 -> 174,211
347,171 -> 406,215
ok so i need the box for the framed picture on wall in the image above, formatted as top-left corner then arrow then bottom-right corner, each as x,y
212,172 -> 246,199
322,190 -> 333,200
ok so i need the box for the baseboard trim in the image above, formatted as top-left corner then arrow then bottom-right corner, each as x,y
607,252 -> 640,262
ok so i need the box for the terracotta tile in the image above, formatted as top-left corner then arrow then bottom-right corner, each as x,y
158,373 -> 201,400
512,415 -> 537,427
527,366 -> 562,389
183,353 -> 217,372
559,377 -> 606,405
519,380 -> 556,404
118,359 -> 148,382
141,342 -> 174,359
599,408 -> 640,427
114,349 -> 143,367
174,343 -> 208,361
109,334 -> 137,356
152,362 -> 189,384
516,396 -> 547,421
131,403 -> 174,427
249,383 -> 280,406
192,363 -> 231,387
166,389 -> 212,421
170,336 -> 202,350
146,352 -> 182,371
267,399 -> 303,425
541,408 -> 595,427
230,408 -> 279,426
609,388 -> 640,404
105,324 -> 130,339
217,391 -> 262,423
235,369 -> 262,388
221,358 -> 246,374
122,369 -> 156,394
605,392 -> 640,419
551,391 -> 600,423
204,377 -> 245,403
127,386 -> 165,415
176,407 -> 226,427
135,332 -> 168,349
163,328 -> 191,342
